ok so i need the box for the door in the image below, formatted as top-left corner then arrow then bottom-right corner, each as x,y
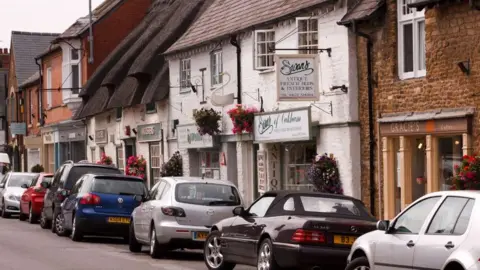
413,197 -> 474,270
374,196 -> 442,270
135,181 -> 161,241
124,139 -> 136,165
44,165 -> 66,219
226,195 -> 276,260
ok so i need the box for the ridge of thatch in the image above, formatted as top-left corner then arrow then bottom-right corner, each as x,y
141,64 -> 169,104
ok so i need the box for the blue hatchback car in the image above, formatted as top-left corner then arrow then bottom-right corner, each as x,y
59,173 -> 148,242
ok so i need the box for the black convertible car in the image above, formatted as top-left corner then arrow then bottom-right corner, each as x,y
203,191 -> 377,270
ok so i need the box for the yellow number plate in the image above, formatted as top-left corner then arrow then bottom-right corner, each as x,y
107,217 -> 130,224
333,235 -> 357,245
193,232 -> 209,241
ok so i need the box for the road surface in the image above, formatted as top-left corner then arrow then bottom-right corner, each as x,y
0,216 -> 255,270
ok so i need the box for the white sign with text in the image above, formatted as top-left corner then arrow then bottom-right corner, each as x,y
254,107 -> 311,143
177,124 -> 214,149
276,54 -> 319,101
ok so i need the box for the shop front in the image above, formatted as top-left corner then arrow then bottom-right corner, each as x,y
58,128 -> 86,164
94,129 -> 108,162
379,108 -> 474,219
24,135 -> 42,172
177,123 -> 221,179
136,123 -> 163,188
253,107 -> 316,193
42,131 -> 56,173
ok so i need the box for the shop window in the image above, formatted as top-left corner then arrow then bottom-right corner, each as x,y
145,102 -> 156,113
411,137 -> 426,202
200,151 -> 220,179
297,18 -> 318,54
438,136 -> 463,191
254,30 -> 275,70
284,144 -> 316,191
116,146 -> 124,173
149,143 -> 162,187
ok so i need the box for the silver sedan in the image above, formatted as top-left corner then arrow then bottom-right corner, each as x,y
0,172 -> 38,218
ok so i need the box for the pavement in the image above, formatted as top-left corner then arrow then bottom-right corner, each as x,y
0,216 -> 255,270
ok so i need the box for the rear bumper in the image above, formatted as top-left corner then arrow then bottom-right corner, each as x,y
76,209 -> 131,236
155,220 -> 210,249
273,243 -> 350,269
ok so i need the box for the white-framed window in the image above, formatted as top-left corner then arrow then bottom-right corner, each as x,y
297,18 -> 318,54
46,67 -> 52,108
200,151 -> 220,180
180,58 -> 191,93
116,146 -> 124,173
149,143 -> 162,188
70,49 -> 81,94
284,144 -> 317,191
91,148 -> 96,163
210,50 -> 223,86
254,30 -> 275,70
398,0 -> 426,79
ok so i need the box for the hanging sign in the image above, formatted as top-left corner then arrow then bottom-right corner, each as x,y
254,107 -> 312,143
276,54 -> 319,101
257,150 -> 267,193
177,124 -> 214,149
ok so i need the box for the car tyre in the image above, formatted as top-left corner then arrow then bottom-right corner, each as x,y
39,208 -> 51,229
257,238 -> 281,270
70,215 -> 83,242
128,222 -> 142,253
1,202 -> 10,218
345,256 -> 370,270
28,204 -> 37,224
19,207 -> 27,221
149,225 -> 166,259
55,212 -> 69,237
204,230 -> 235,270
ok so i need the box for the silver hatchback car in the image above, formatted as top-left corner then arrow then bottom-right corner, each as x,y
129,177 -> 243,258
346,191 -> 480,270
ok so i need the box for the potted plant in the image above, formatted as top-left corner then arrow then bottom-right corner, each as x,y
193,108 -> 222,136
31,164 -> 44,173
450,155 -> 480,190
126,155 -> 147,179
306,153 -> 343,194
227,104 -> 258,134
161,151 -> 183,177
97,152 -> 113,166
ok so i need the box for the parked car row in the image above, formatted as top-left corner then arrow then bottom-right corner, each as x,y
0,161 -> 478,270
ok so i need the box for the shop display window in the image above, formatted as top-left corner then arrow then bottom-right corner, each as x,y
284,144 -> 316,191
200,151 -> 220,180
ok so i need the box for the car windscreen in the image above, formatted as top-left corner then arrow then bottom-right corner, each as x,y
7,174 -> 38,188
300,196 -> 374,219
175,183 -> 241,206
91,178 -> 147,196
65,166 -> 121,189
42,176 -> 53,185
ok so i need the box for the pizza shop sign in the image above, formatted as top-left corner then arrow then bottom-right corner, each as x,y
276,54 -> 319,101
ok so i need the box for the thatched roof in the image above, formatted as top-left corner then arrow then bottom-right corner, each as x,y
74,0 -> 211,120
338,0 -> 385,26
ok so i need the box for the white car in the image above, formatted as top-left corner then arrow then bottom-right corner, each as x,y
0,172 -> 38,218
345,191 -> 480,270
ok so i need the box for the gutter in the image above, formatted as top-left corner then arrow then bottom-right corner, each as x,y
230,35 -> 242,105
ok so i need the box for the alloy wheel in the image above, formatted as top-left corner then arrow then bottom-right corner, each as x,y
257,242 -> 271,270
205,235 -> 223,269
353,267 -> 370,270
72,216 -> 76,236
55,214 -> 65,234
150,228 -> 156,255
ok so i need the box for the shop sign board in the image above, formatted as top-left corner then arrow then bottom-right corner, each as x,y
276,54 -> 319,101
95,129 -> 108,144
10,122 -> 26,135
257,150 -> 266,193
177,124 -> 214,149
254,107 -> 311,143
379,117 -> 470,136
59,129 -> 85,143
137,123 -> 162,142
43,132 -> 54,144
267,145 -> 280,191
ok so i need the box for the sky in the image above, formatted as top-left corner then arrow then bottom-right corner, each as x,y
0,0 -> 104,48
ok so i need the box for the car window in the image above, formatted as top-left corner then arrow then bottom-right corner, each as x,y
158,183 -> 171,200
52,165 -> 66,187
41,175 -> 53,186
30,175 -> 40,187
155,181 -> 167,200
283,197 -> 295,211
65,166 -> 121,190
175,183 -> 241,206
149,181 -> 160,199
91,178 -> 147,196
70,178 -> 84,195
393,196 -> 441,234
7,174 -> 38,188
427,197 -> 470,235
452,199 -> 475,235
299,196 -> 372,218
248,196 -> 275,217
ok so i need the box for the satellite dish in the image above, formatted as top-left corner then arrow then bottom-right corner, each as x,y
210,92 -> 235,107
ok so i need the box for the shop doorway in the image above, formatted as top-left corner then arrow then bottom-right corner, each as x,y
411,137 -> 426,202
124,139 -> 136,167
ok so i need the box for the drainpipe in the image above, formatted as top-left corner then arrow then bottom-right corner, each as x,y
88,0 -> 94,64
352,21 -> 376,215
35,58 -> 43,126
230,35 -> 242,105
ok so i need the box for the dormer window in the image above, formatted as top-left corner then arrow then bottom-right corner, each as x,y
70,49 -> 81,94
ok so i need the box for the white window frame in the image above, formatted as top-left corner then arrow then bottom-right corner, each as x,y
254,29 -> 276,70
200,151 -> 220,180
179,58 -> 191,93
149,143 -> 162,187
28,89 -> 33,125
46,67 -> 52,108
70,48 -> 81,96
116,146 -> 124,173
398,0 -> 426,80
296,17 -> 319,55
210,50 -> 223,86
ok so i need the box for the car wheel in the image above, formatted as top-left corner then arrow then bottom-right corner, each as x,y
28,204 -> 37,224
19,206 -> 27,221
55,212 -> 69,237
257,238 -> 281,270
345,257 -> 370,270
128,222 -> 142,252
204,231 -> 235,270
39,208 -> 51,229
149,225 -> 165,259
1,202 -> 10,218
70,215 -> 83,242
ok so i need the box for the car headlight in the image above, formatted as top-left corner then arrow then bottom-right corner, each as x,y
7,194 -> 17,201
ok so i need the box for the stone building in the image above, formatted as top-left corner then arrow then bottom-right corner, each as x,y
341,0 -> 480,218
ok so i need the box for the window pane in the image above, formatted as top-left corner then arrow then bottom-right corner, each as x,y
453,199 -> 474,235
283,197 -> 295,211
249,196 -> 275,217
418,20 -> 426,71
71,64 -> 80,93
175,183 -> 241,206
298,20 -> 308,32
403,23 -> 414,73
427,197 -> 469,235
393,196 -> 440,234
71,49 -> 79,60
257,32 -> 266,41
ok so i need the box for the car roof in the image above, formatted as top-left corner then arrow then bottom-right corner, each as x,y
84,173 -> 142,180
70,163 -> 119,169
262,190 -> 363,203
9,172 -> 38,176
425,190 -> 480,199
161,176 -> 236,186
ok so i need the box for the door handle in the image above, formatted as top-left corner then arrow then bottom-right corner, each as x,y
445,241 -> 455,249
148,206 -> 155,210
406,240 -> 415,247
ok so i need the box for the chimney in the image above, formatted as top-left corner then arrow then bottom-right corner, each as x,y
3,48 -> 8,54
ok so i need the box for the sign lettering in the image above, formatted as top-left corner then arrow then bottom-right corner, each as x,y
268,145 -> 280,190
257,151 -> 266,193
137,123 -> 162,142
177,124 -> 214,149
95,129 -> 108,144
276,54 -> 318,101
254,108 -> 311,143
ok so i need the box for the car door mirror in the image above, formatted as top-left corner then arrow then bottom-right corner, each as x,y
376,220 -> 390,232
21,184 -> 29,189
233,206 -> 246,216
40,182 -> 50,189
134,194 -> 149,203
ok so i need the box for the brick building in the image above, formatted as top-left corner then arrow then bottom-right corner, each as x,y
340,0 -> 480,218
0,48 -> 9,148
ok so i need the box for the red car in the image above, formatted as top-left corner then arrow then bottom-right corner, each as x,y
19,173 -> 53,223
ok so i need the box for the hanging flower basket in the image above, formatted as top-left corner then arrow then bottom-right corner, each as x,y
306,153 -> 343,194
450,155 -> 480,190
97,153 -> 113,166
227,105 -> 258,134
193,108 -> 222,136
126,155 -> 147,179
161,151 -> 183,177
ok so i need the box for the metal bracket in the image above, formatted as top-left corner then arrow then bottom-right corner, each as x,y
310,101 -> 333,116
269,47 -> 332,57
241,88 -> 264,112
330,85 -> 348,93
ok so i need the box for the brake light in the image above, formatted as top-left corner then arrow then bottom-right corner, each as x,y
291,229 -> 325,243
79,193 -> 101,205
161,207 -> 186,217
